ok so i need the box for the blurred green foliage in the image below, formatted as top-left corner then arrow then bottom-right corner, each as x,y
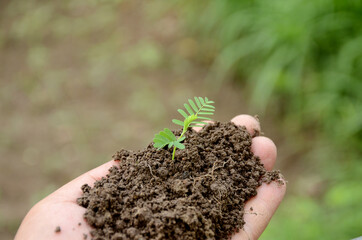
178,0 -> 362,238
181,0 -> 362,146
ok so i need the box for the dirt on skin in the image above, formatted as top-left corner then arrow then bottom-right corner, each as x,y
77,122 -> 283,240
55,226 -> 61,233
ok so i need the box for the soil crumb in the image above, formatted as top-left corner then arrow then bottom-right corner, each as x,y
77,122 -> 283,240
55,226 -> 61,233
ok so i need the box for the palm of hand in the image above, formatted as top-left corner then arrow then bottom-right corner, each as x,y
16,115 -> 286,240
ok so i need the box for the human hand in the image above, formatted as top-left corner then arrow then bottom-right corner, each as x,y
15,114 -> 286,240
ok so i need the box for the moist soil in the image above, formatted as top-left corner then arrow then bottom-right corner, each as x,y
77,122 -> 282,240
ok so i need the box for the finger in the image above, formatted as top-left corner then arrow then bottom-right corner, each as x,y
251,136 -> 277,171
48,160 -> 118,201
194,114 -> 260,134
230,114 -> 284,239
232,181 -> 286,240
230,115 -> 276,170
231,114 -> 260,136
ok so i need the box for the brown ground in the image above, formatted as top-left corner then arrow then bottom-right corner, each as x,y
77,122 -> 282,240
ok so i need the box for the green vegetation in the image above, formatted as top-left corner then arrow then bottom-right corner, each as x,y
153,97 -> 215,160
178,0 -> 362,239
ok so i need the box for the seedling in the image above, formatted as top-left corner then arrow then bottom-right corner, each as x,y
153,97 -> 215,160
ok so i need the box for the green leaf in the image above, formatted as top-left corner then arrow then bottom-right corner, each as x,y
188,99 -> 198,112
154,142 -> 167,149
154,136 -> 168,143
205,98 -> 214,103
200,108 -> 215,112
194,97 -> 201,108
153,96 -> 215,155
154,131 -> 171,143
198,97 -> 205,105
178,109 -> 188,119
193,121 -> 207,125
153,131 -> 170,149
174,142 -> 185,149
197,116 -> 211,120
158,128 -> 176,141
159,132 -> 172,141
178,136 -> 186,142
163,128 -> 177,140
172,119 -> 184,126
184,103 -> 194,115
198,112 -> 213,115
204,104 -> 215,109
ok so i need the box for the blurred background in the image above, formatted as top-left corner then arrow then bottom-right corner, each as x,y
0,0 -> 361,239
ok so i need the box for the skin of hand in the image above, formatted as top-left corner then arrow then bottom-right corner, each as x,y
15,114 -> 286,240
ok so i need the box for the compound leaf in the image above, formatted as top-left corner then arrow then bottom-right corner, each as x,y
198,97 -> 205,105
192,121 -> 207,125
188,99 -> 198,112
198,112 -> 213,115
184,103 -> 194,115
154,135 -> 168,142
194,97 -> 201,108
154,142 -> 167,148
174,142 -> 185,149
197,116 -> 211,120
200,108 -> 215,112
204,104 -> 215,109
178,109 -> 188,119
172,119 -> 184,126
155,97 -> 215,159
168,142 -> 174,148
163,128 -> 177,140
178,136 -> 186,142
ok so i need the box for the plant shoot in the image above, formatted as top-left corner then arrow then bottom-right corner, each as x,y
153,97 -> 215,160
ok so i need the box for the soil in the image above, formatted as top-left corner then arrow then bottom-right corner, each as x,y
77,122 -> 282,240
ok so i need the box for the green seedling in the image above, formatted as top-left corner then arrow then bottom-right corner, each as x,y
153,97 -> 215,160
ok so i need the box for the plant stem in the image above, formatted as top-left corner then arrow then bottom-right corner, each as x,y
172,112 -> 203,160
172,146 -> 176,160
172,124 -> 189,160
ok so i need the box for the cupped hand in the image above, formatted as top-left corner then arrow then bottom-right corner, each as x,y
15,114 -> 286,240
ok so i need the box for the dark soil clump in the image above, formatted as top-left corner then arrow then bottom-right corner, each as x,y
77,122 -> 282,240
